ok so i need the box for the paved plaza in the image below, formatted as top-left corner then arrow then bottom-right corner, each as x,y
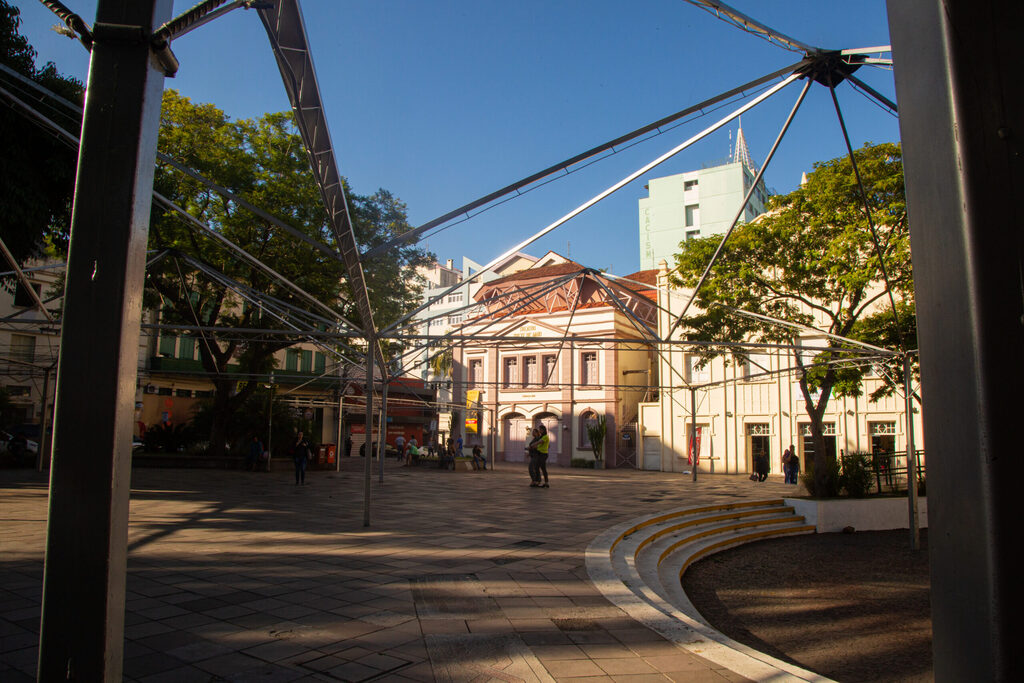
0,459 -> 798,682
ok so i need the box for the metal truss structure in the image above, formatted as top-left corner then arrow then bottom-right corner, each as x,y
4,0 -> 916,498
12,0 -> 995,678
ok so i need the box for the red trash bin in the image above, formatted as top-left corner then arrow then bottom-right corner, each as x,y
326,444 -> 336,464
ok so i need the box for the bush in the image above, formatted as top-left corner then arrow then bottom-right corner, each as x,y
570,458 -> 595,469
800,456 -> 841,497
143,422 -> 195,453
839,452 -> 875,498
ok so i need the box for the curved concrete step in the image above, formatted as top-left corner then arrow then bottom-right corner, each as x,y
587,500 -> 829,682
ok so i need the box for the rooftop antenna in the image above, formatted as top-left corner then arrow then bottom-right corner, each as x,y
733,117 -> 757,173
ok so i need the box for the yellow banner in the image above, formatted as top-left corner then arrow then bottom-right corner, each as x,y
465,416 -> 478,434
466,389 -> 480,409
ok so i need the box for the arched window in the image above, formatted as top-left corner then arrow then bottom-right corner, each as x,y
579,410 -> 600,448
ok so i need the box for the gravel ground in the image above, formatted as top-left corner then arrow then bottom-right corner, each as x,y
683,529 -> 933,682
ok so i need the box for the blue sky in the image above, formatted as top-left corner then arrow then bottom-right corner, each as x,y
13,1 -> 898,275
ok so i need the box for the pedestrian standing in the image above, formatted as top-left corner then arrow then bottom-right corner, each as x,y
395,434 -> 405,462
785,444 -> 797,483
782,446 -> 793,484
535,425 -> 550,488
290,431 -> 311,485
527,428 -> 542,487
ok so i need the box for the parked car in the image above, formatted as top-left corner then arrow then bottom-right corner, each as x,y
1,426 -> 39,467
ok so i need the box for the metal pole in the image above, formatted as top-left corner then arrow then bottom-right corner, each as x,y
363,339 -> 374,527
904,354 -> 919,550
267,380 -> 274,471
488,405 -> 495,470
378,379 -> 388,485
36,365 -> 51,473
888,1 -> 1023,679
691,387 -> 698,483
336,390 -> 343,472
37,2 -> 172,680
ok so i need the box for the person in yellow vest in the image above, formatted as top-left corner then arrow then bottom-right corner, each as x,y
534,424 -> 550,488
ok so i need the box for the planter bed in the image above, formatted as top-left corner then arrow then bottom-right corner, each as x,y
786,496 -> 928,533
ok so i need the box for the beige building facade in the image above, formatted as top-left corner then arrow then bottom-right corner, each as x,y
453,259 -> 658,467
638,263 -> 924,477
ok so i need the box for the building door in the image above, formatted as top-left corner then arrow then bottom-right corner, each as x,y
643,436 -> 661,471
535,414 -> 560,461
800,422 -> 837,471
746,423 -> 770,473
503,415 -> 529,462
869,421 -> 897,454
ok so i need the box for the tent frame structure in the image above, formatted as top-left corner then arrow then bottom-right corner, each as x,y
2,0 -> 1006,679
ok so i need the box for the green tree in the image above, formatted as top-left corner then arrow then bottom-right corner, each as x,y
428,346 -> 453,378
587,414 -> 607,461
148,91 -> 430,456
671,142 -> 912,495
0,1 -> 83,270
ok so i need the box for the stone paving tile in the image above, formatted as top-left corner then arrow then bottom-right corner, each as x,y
0,462 -> 782,681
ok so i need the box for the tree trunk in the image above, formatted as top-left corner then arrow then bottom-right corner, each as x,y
207,381 -> 234,458
794,352 -> 837,496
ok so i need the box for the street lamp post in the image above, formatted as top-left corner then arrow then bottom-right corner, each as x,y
265,372 -> 275,471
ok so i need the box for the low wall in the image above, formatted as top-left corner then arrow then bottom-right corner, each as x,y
786,496 -> 928,533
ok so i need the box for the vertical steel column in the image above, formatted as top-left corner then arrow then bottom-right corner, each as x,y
903,354 -> 920,550
363,340 -> 374,527
37,1 -> 172,680
691,387 -> 698,483
36,366 -> 51,473
888,1 -> 1023,680
377,379 -> 388,484
266,378 -> 274,471
335,361 -> 345,472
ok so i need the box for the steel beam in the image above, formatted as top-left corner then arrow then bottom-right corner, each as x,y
887,1 -> 1023,680
37,2 -> 172,680
257,0 -> 384,370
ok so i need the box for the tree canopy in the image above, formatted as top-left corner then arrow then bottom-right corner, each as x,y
0,1 -> 83,268
670,142 -> 913,493
148,91 -> 431,454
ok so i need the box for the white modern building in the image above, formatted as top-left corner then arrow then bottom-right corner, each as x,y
638,124 -> 768,270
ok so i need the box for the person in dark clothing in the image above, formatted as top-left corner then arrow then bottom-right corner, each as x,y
246,435 -> 263,471
471,444 -> 486,470
441,439 -> 456,469
755,451 -> 769,482
290,431 -> 312,485
344,435 -> 352,458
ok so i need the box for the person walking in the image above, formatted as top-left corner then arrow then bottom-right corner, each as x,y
535,424 -> 550,488
395,434 -> 405,462
290,431 -> 311,485
246,434 -> 263,472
